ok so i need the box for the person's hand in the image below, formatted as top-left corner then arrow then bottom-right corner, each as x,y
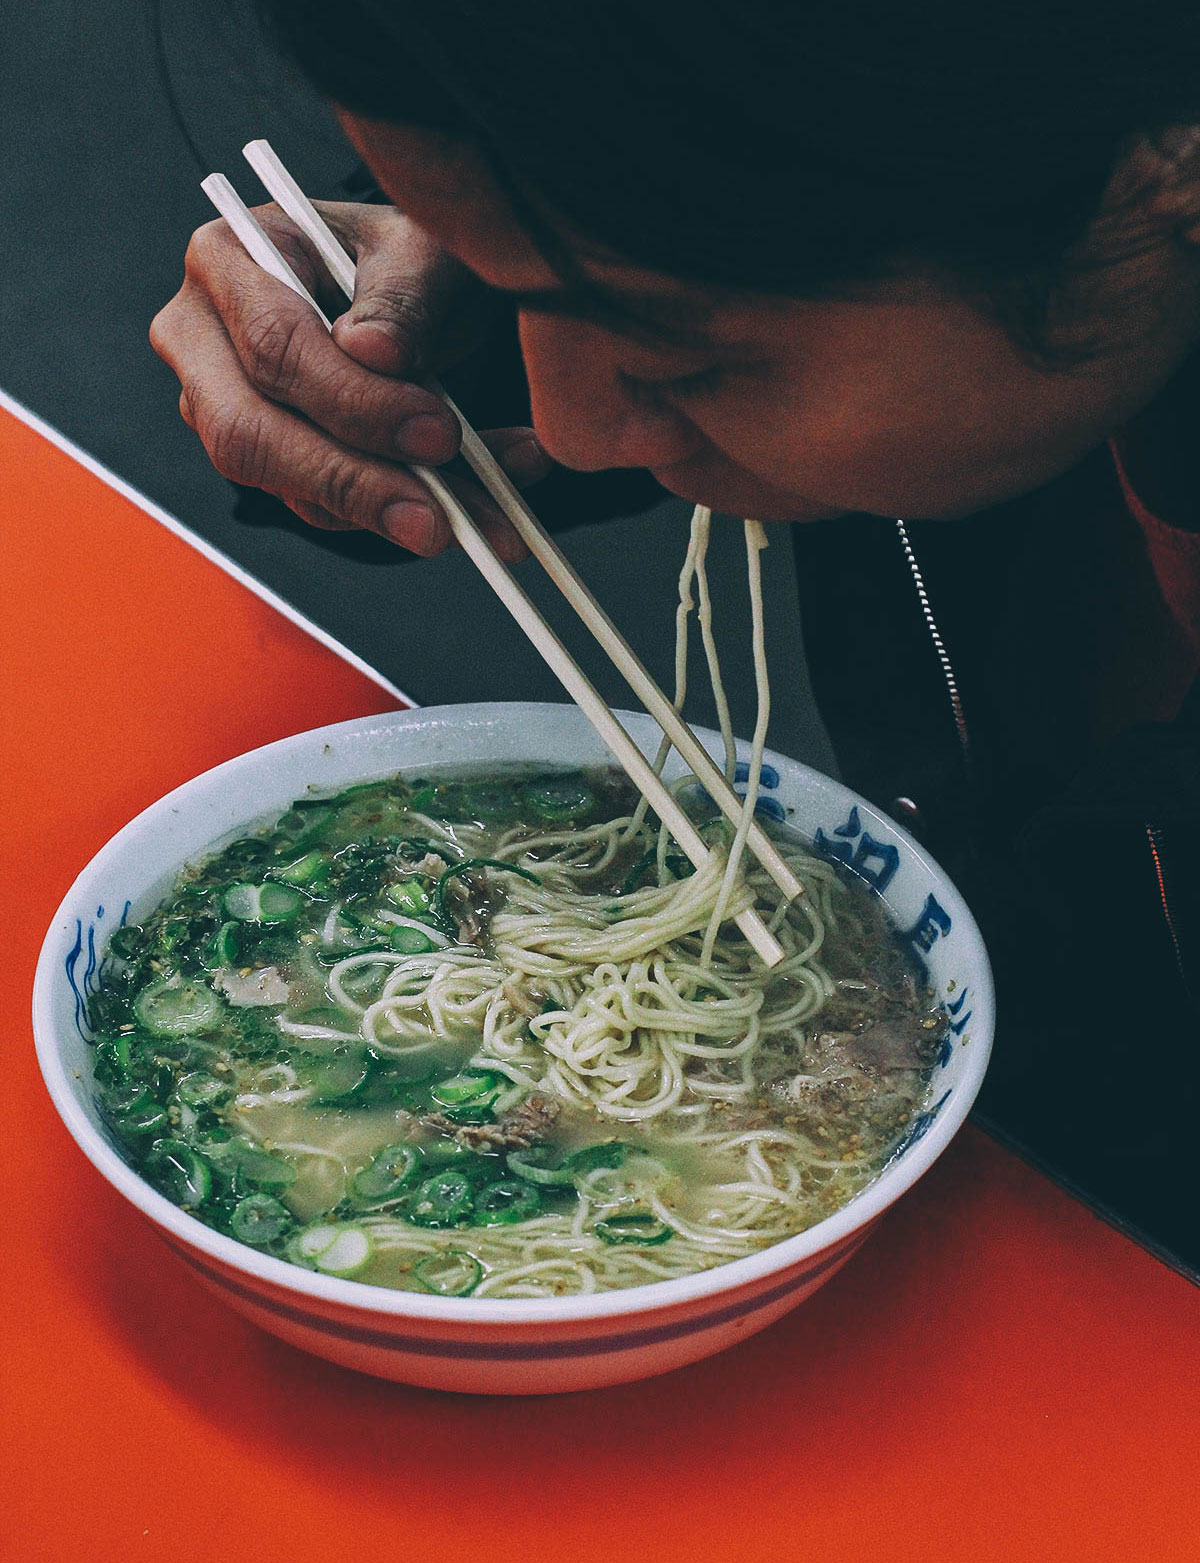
150,201 -> 549,559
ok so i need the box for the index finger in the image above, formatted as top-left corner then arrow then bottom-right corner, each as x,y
187,218 -> 461,466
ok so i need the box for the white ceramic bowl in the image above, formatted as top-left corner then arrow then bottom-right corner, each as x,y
34,703 -> 993,1394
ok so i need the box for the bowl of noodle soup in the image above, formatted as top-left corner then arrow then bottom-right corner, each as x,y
35,702 -> 992,1394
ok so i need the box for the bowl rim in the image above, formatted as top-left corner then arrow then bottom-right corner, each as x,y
33,701 -> 994,1325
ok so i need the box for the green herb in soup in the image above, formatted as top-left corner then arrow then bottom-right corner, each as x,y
87,766 -> 946,1298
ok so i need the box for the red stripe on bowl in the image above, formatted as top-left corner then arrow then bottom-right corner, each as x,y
161,1229 -> 869,1361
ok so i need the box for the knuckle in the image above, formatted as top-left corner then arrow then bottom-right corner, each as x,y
183,218 -> 232,281
239,306 -> 308,398
356,282 -> 433,346
185,213 -> 317,297
149,293 -> 196,363
148,302 -> 174,358
328,373 -> 392,441
202,402 -> 272,488
250,206 -> 327,294
312,198 -> 371,240
314,449 -> 371,521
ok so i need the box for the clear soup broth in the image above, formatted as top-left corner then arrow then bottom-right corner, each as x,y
87,765 -> 945,1298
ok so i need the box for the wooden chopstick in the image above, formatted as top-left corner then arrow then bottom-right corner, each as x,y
242,140 -> 802,906
432,412 -> 803,902
200,168 -> 785,966
243,142 -> 356,297
200,174 -> 334,326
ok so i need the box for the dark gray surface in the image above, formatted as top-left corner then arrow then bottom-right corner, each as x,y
1,0 -> 836,774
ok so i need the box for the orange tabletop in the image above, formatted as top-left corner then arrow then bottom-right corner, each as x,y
4,400 -> 1198,1563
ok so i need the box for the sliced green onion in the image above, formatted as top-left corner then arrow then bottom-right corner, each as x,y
220,883 -> 259,920
147,1139 -> 213,1208
427,1069 -> 508,1126
86,990 -> 132,1034
275,803 -> 334,851
506,1145 -> 575,1187
134,975 -> 223,1038
115,1089 -> 169,1137
430,1070 -> 503,1108
151,917 -> 203,960
272,850 -> 329,887
150,1061 -> 177,1099
413,1250 -> 483,1297
418,1140 -> 480,1171
204,920 -> 243,969
395,837 -> 457,864
222,882 -> 304,923
354,1143 -> 421,1200
359,1049 -> 436,1102
450,781 -> 518,822
293,1223 -> 373,1275
230,1193 -> 293,1246
386,878 -> 431,914
279,798 -> 334,823
175,1071 -> 233,1110
224,1141 -> 297,1188
192,1122 -> 234,1152
408,1170 -> 475,1227
577,1155 -> 670,1207
108,925 -> 144,961
93,1034 -> 134,1086
521,775 -> 594,820
388,922 -> 439,955
438,1104 -> 497,1126
474,1179 -> 542,1225
565,1141 -> 632,1176
304,1050 -> 370,1112
223,837 -> 272,867
327,779 -> 389,805
594,1213 -> 673,1246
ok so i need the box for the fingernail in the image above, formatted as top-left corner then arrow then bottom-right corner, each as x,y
396,412 -> 458,462
491,527 -> 527,563
381,501 -> 437,552
346,316 -> 396,342
497,438 -> 547,483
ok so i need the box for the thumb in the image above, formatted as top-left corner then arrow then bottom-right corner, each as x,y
330,210 -> 469,379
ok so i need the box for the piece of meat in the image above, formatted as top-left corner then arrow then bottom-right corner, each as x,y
773,1069 -> 875,1111
811,1012 -> 946,1075
501,976 -> 544,1019
215,965 -> 290,1007
443,869 -> 490,947
423,1092 -> 560,1151
847,1013 -> 946,1072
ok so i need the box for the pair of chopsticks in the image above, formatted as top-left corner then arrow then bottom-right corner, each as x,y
202,141 -> 801,966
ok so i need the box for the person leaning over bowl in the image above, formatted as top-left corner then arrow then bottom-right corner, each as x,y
151,2 -> 1200,1241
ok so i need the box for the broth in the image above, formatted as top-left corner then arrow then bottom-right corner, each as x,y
86,765 -> 945,1298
